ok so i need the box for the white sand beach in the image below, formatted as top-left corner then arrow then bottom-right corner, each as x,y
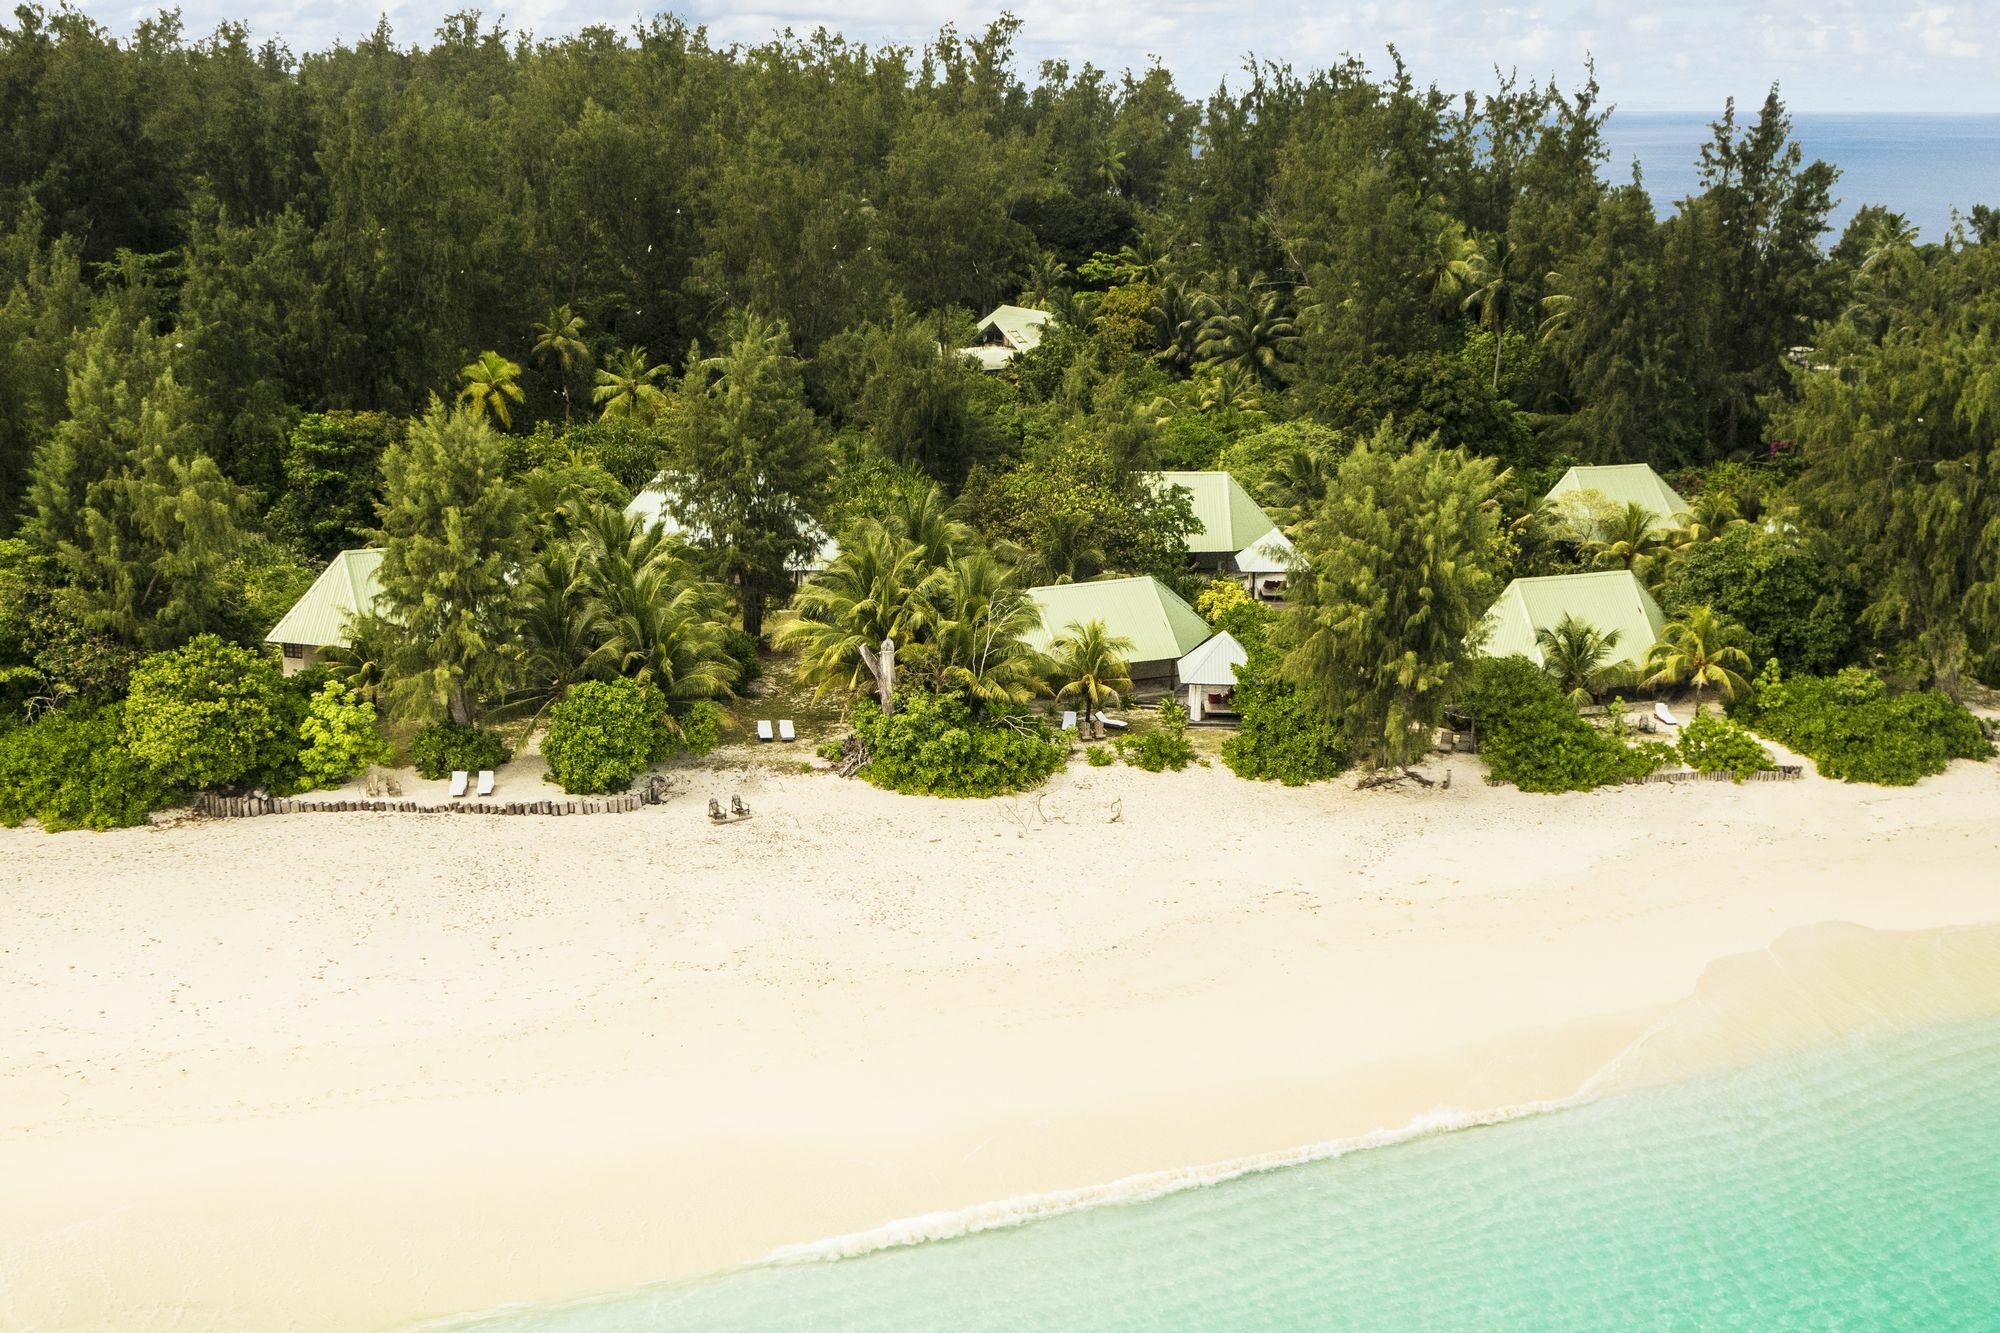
3,751 -> 1998,1330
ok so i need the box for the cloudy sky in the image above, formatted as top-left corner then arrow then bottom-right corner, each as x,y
101,0 -> 1997,112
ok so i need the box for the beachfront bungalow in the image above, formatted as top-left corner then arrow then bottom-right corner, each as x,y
1478,569 -> 1667,670
265,547 -> 384,676
1024,575 -> 1214,684
1143,471 -> 1279,576
1176,631 -> 1248,723
963,305 -> 1052,371
625,479 -> 837,583
1544,464 -> 1689,532
1232,529 -> 1296,602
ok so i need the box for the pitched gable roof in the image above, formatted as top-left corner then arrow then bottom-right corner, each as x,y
265,548 -> 384,649
1145,471 -> 1278,555
1479,570 -> 1667,670
1176,631 -> 1248,688
1024,575 -> 1214,665
1545,464 -> 1689,529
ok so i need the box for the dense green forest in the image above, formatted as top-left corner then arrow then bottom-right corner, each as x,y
1,7 -> 1996,820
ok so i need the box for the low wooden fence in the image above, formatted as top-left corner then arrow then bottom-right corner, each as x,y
1624,765 -> 1804,785
193,792 -> 654,818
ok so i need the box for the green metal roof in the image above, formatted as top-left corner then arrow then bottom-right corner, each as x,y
973,304 -> 1052,353
1544,464 -> 1689,529
1025,576 -> 1214,665
1146,471 -> 1278,555
265,548 -> 384,649
1479,570 -> 1667,669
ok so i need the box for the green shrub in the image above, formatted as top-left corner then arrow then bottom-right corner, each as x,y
1125,699 -> 1195,772
0,704 -> 170,831
721,627 -> 764,686
1084,744 -> 1115,767
1676,713 -> 1776,781
296,683 -> 392,790
1732,663 -> 1992,785
675,699 -> 724,756
1220,621 -> 1349,785
1456,656 -> 1672,792
123,635 -> 301,792
408,721 -> 514,780
541,678 -> 671,794
851,693 -> 1065,798
815,738 -> 845,762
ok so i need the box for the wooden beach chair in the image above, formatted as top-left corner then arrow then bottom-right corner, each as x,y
475,770 -> 495,797
778,720 -> 797,742
756,720 -> 775,742
448,770 -> 469,798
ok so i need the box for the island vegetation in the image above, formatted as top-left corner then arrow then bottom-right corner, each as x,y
0,10 -> 1994,821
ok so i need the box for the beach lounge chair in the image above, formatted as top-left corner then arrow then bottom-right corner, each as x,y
757,720 -> 775,742
778,720 -> 796,743
448,770 -> 468,798
1653,701 -> 1683,728
475,770 -> 495,797
1061,710 -> 1077,731
1095,711 -> 1128,732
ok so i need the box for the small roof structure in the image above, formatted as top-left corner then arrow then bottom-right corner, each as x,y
1479,570 -> 1667,669
1544,464 -> 1689,529
1024,575 -> 1214,667
625,478 -> 838,571
1234,528 -> 1296,576
1145,471 -> 1278,557
1176,631 -> 1248,689
266,548 -> 384,650
964,305 -> 1052,369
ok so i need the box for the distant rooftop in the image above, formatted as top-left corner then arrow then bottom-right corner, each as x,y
266,548 -> 383,649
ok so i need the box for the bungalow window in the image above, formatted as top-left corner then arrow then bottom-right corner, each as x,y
282,643 -> 305,660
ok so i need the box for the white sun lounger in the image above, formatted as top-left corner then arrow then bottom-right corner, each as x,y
1653,701 -> 1683,728
757,720 -> 775,742
448,770 -> 469,798
475,770 -> 495,797
1095,711 -> 1128,731
778,720 -> 796,742
1060,710 -> 1077,731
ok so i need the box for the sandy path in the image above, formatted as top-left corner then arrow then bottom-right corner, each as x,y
2,751 -> 1997,1330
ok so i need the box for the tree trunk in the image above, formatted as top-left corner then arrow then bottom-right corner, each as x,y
448,683 -> 475,726
858,638 -> 897,716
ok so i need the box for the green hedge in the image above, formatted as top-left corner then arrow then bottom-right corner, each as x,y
0,704 -> 170,831
408,721 -> 514,780
1122,700 -> 1195,772
1732,664 -> 1991,785
541,679 -> 670,794
1676,713 -> 1775,781
1457,657 -> 1672,793
123,635 -> 301,792
297,683 -> 393,790
852,693 -> 1065,798
1217,609 -> 1350,786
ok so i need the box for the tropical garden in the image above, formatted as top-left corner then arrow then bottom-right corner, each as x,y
0,11 -> 1995,823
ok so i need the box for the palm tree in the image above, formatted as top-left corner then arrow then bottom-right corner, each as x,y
884,482 -> 974,569
1422,217 -> 1481,313
1588,503 -> 1666,577
1148,274 -> 1218,375
1260,444 -> 1339,530
592,345 -> 668,423
1643,606 -> 1754,706
1196,281 -> 1299,387
1533,613 -> 1635,705
531,304 -> 590,423
1459,236 -> 1514,391
1017,253 -> 1073,312
911,551 -> 1049,710
458,351 -> 525,428
772,524 -> 938,703
573,503 -> 738,705
1022,511 -> 1106,585
516,546 -> 597,717
1049,619 -> 1134,737
1196,365 -> 1265,417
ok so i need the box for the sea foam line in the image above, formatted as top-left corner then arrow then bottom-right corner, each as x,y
759,1095 -> 1582,1268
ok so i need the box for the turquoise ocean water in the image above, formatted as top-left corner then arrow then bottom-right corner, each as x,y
1602,112 -> 2000,241
451,992 -> 2000,1330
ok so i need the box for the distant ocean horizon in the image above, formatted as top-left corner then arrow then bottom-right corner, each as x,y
1601,111 -> 2000,241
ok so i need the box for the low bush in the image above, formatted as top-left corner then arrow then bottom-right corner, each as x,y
851,693 -> 1065,798
408,720 -> 514,780
541,678 -> 671,794
815,738 -> 845,762
1676,713 -> 1775,781
1732,663 -> 1991,785
1219,618 -> 1349,785
1123,699 -> 1195,772
1084,744 -> 1115,767
0,704 -> 170,831
1456,656 -> 1673,792
296,683 -> 393,790
123,635 -> 301,792
674,699 -> 724,756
